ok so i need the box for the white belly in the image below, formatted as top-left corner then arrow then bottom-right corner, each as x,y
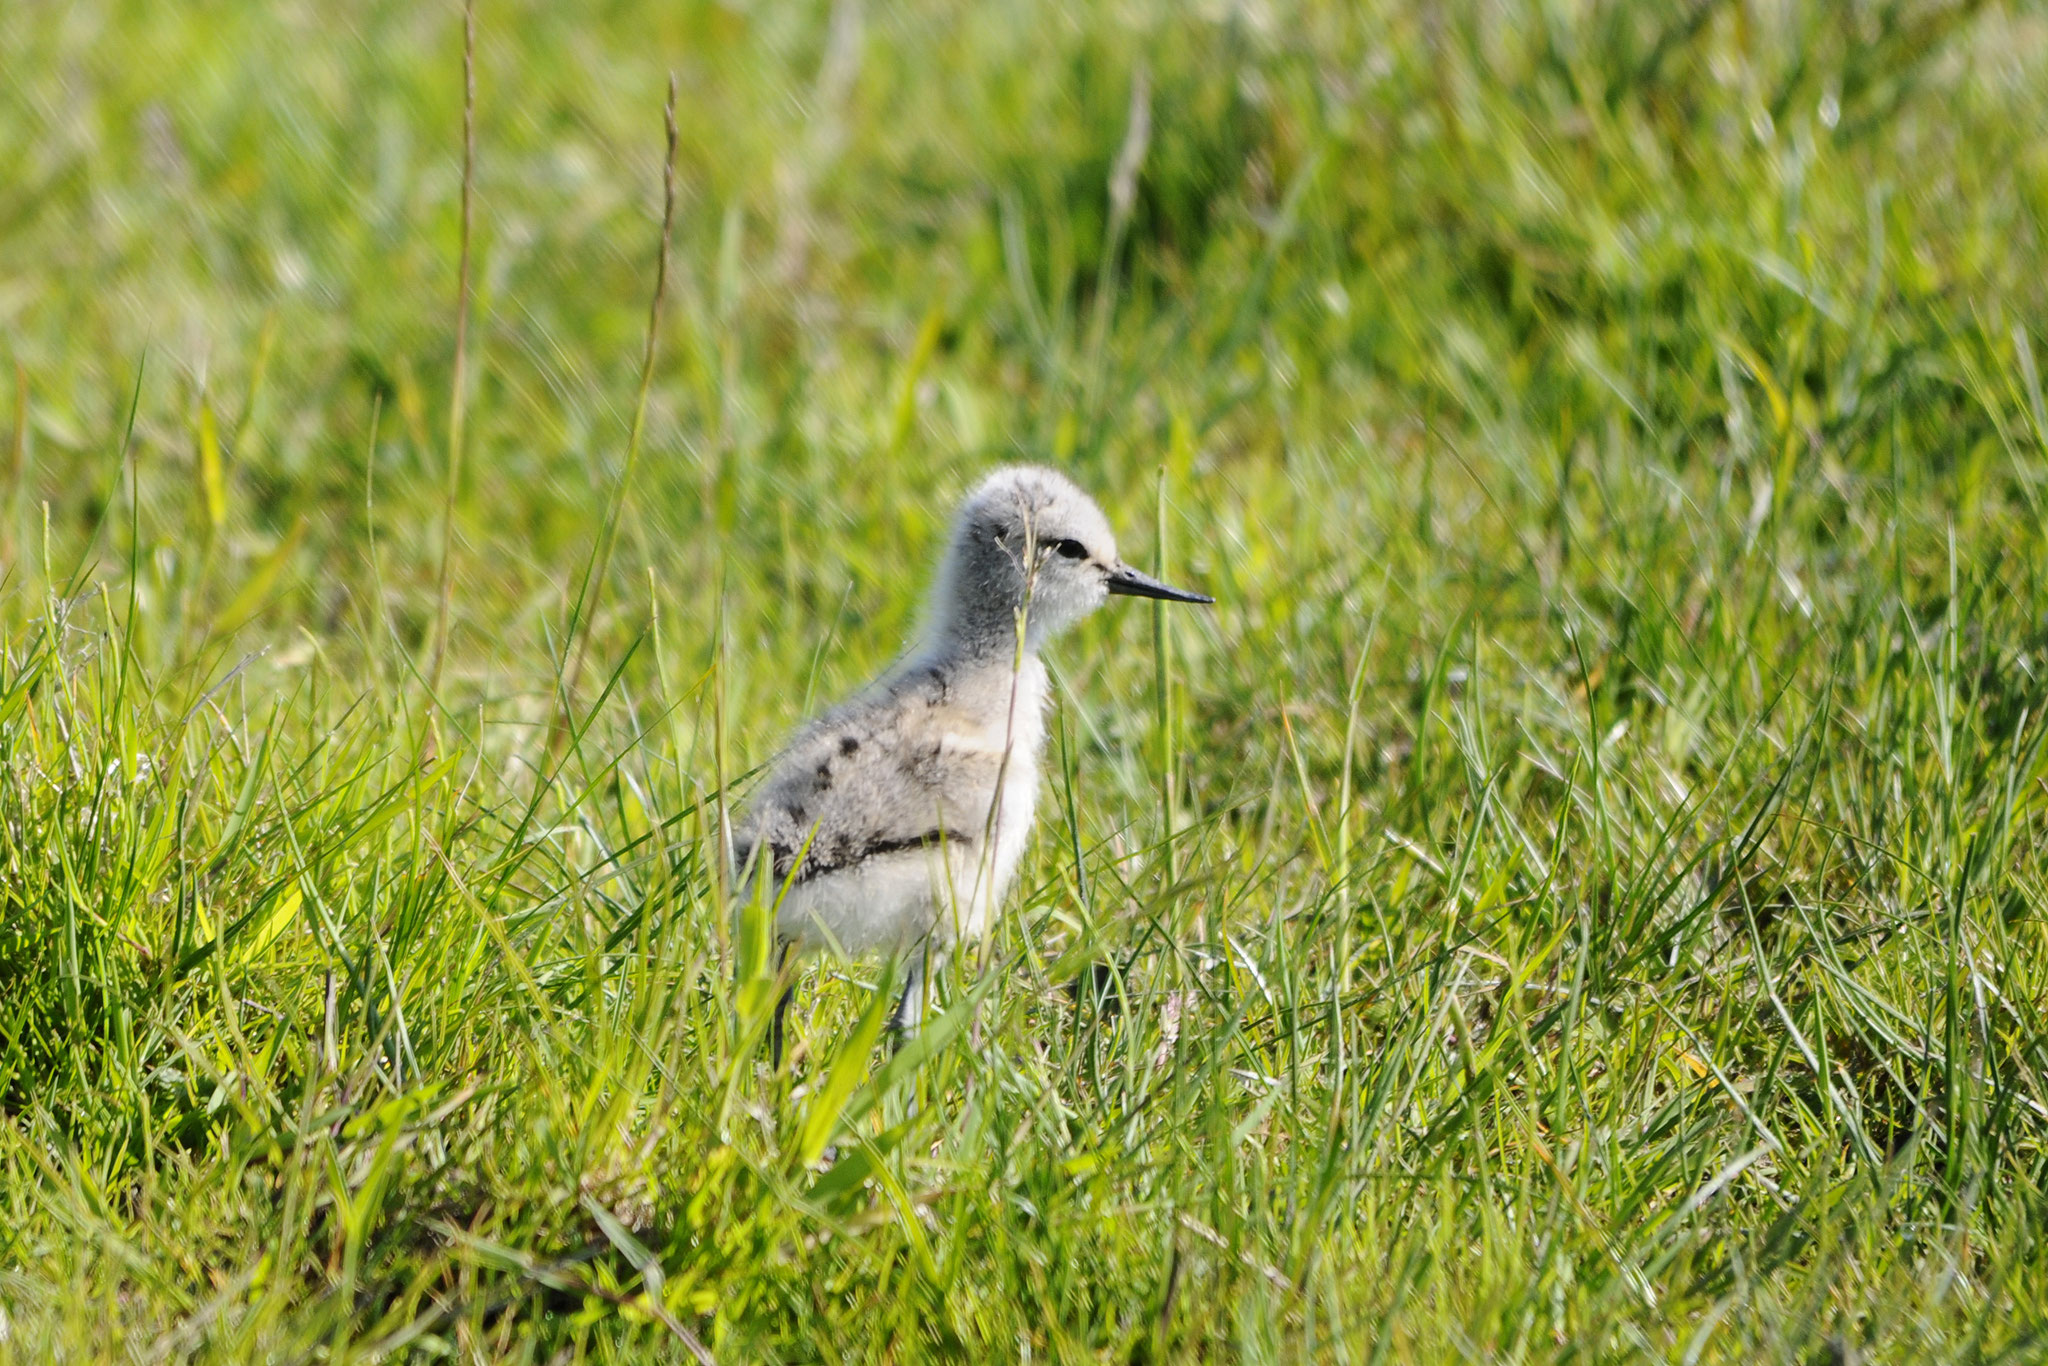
770,846 -> 969,955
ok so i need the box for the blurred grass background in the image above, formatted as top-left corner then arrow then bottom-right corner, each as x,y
6,0 -> 2048,1359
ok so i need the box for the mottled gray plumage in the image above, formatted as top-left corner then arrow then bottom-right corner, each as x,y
734,465 -> 1211,1056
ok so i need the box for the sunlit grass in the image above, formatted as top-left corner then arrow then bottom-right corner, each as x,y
5,0 -> 2048,1359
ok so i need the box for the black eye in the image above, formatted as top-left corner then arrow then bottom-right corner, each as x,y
1052,539 -> 1089,560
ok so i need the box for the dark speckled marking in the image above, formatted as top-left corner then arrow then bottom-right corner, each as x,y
839,735 -> 860,756
760,826 -> 976,883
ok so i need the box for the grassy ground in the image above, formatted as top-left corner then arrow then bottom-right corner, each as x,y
5,0 -> 2048,1359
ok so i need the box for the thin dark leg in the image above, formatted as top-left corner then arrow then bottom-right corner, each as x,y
888,944 -> 942,1050
770,941 -> 794,1067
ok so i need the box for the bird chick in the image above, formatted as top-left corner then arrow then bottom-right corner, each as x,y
733,465 -> 1212,1060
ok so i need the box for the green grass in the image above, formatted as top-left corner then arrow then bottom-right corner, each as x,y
5,0 -> 2048,1358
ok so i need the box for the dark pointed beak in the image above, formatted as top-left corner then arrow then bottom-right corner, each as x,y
1105,563 -> 1214,604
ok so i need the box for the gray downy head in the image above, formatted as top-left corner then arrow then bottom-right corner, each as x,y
926,465 -> 1213,658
